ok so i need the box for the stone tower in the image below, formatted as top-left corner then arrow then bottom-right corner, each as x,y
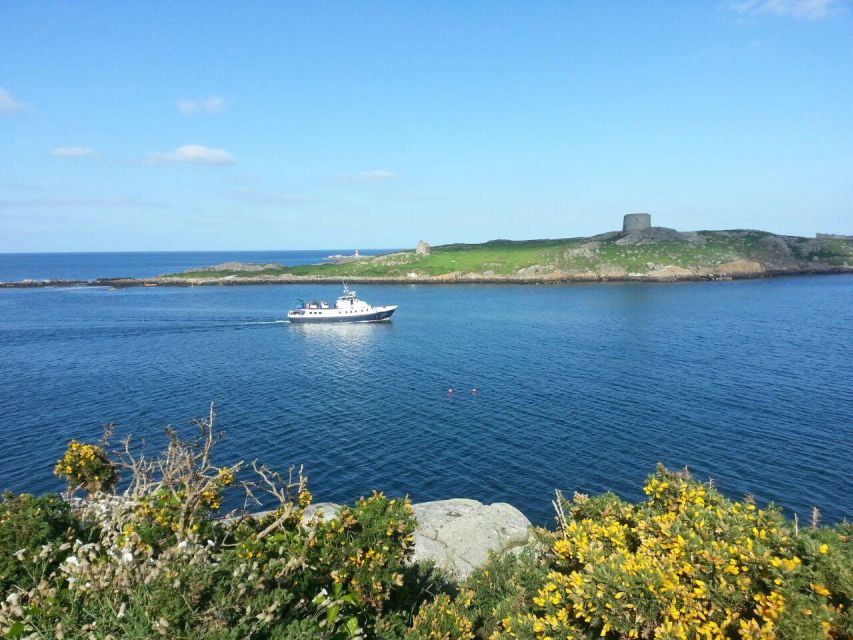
623,213 -> 651,232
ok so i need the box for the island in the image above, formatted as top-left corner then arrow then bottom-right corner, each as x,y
3,214 -> 852,287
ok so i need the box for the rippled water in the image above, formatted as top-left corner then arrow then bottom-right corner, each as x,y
1,276 -> 851,525
0,250 -> 397,282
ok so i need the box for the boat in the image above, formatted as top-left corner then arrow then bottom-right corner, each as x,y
287,284 -> 397,323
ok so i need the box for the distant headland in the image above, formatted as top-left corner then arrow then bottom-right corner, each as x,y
3,213 -> 852,287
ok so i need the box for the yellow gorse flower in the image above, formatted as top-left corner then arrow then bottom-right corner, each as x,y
492,467 -> 824,640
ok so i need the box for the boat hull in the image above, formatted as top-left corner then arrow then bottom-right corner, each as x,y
288,306 -> 397,324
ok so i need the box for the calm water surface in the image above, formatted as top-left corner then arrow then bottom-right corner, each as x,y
0,250 -> 396,282
1,275 -> 851,524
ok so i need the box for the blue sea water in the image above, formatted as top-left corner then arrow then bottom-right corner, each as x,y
0,261 -> 851,525
0,250 -> 394,282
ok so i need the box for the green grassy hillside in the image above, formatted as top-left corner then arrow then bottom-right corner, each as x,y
164,229 -> 853,280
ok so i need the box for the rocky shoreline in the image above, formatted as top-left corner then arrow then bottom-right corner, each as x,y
2,264 -> 852,289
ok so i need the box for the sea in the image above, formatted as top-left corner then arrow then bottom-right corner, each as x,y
1,251 -> 851,525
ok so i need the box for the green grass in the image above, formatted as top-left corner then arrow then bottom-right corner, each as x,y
160,232 -> 853,279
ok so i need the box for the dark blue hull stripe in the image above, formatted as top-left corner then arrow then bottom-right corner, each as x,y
288,309 -> 395,324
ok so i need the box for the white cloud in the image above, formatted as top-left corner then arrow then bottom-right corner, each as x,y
341,170 -> 399,182
177,96 -> 226,115
0,88 -> 24,114
730,0 -> 844,19
50,147 -> 98,158
146,144 -> 235,166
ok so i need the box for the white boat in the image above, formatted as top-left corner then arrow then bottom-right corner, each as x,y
287,285 -> 397,323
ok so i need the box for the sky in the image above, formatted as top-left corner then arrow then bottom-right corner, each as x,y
1,0 -> 852,252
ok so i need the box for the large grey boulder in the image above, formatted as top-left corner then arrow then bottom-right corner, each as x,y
411,499 -> 534,580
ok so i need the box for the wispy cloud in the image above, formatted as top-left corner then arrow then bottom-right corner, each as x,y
340,170 -> 399,182
50,147 -> 98,158
730,0 -> 845,19
0,88 -> 24,114
177,96 -> 226,115
146,144 -> 235,166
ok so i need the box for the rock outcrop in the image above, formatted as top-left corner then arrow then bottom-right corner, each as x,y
410,499 -> 534,580
302,502 -> 341,523
615,227 -> 684,246
189,262 -> 282,273
280,499 -> 534,581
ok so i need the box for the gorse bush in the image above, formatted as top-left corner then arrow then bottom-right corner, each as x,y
53,440 -> 118,493
0,414 -> 850,639
487,466 -> 851,640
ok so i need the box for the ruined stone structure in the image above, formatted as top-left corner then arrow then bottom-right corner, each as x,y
416,240 -> 431,255
623,213 -> 651,232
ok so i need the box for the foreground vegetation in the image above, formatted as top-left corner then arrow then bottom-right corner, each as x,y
1,412 -> 850,639
163,231 -> 853,281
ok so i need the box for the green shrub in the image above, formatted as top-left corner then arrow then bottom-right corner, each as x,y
2,417 -> 851,640
0,492 -> 86,593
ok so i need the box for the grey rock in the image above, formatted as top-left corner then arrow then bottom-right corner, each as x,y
410,499 -> 534,580
615,227 -> 683,246
759,235 -> 794,256
792,238 -> 826,257
817,233 -> 853,240
680,231 -> 706,246
516,264 -> 545,276
590,231 -> 621,241
303,502 -> 341,523
564,242 -> 600,259
190,261 -> 282,273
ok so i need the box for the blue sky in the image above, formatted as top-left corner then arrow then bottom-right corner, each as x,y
1,1 -> 851,252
